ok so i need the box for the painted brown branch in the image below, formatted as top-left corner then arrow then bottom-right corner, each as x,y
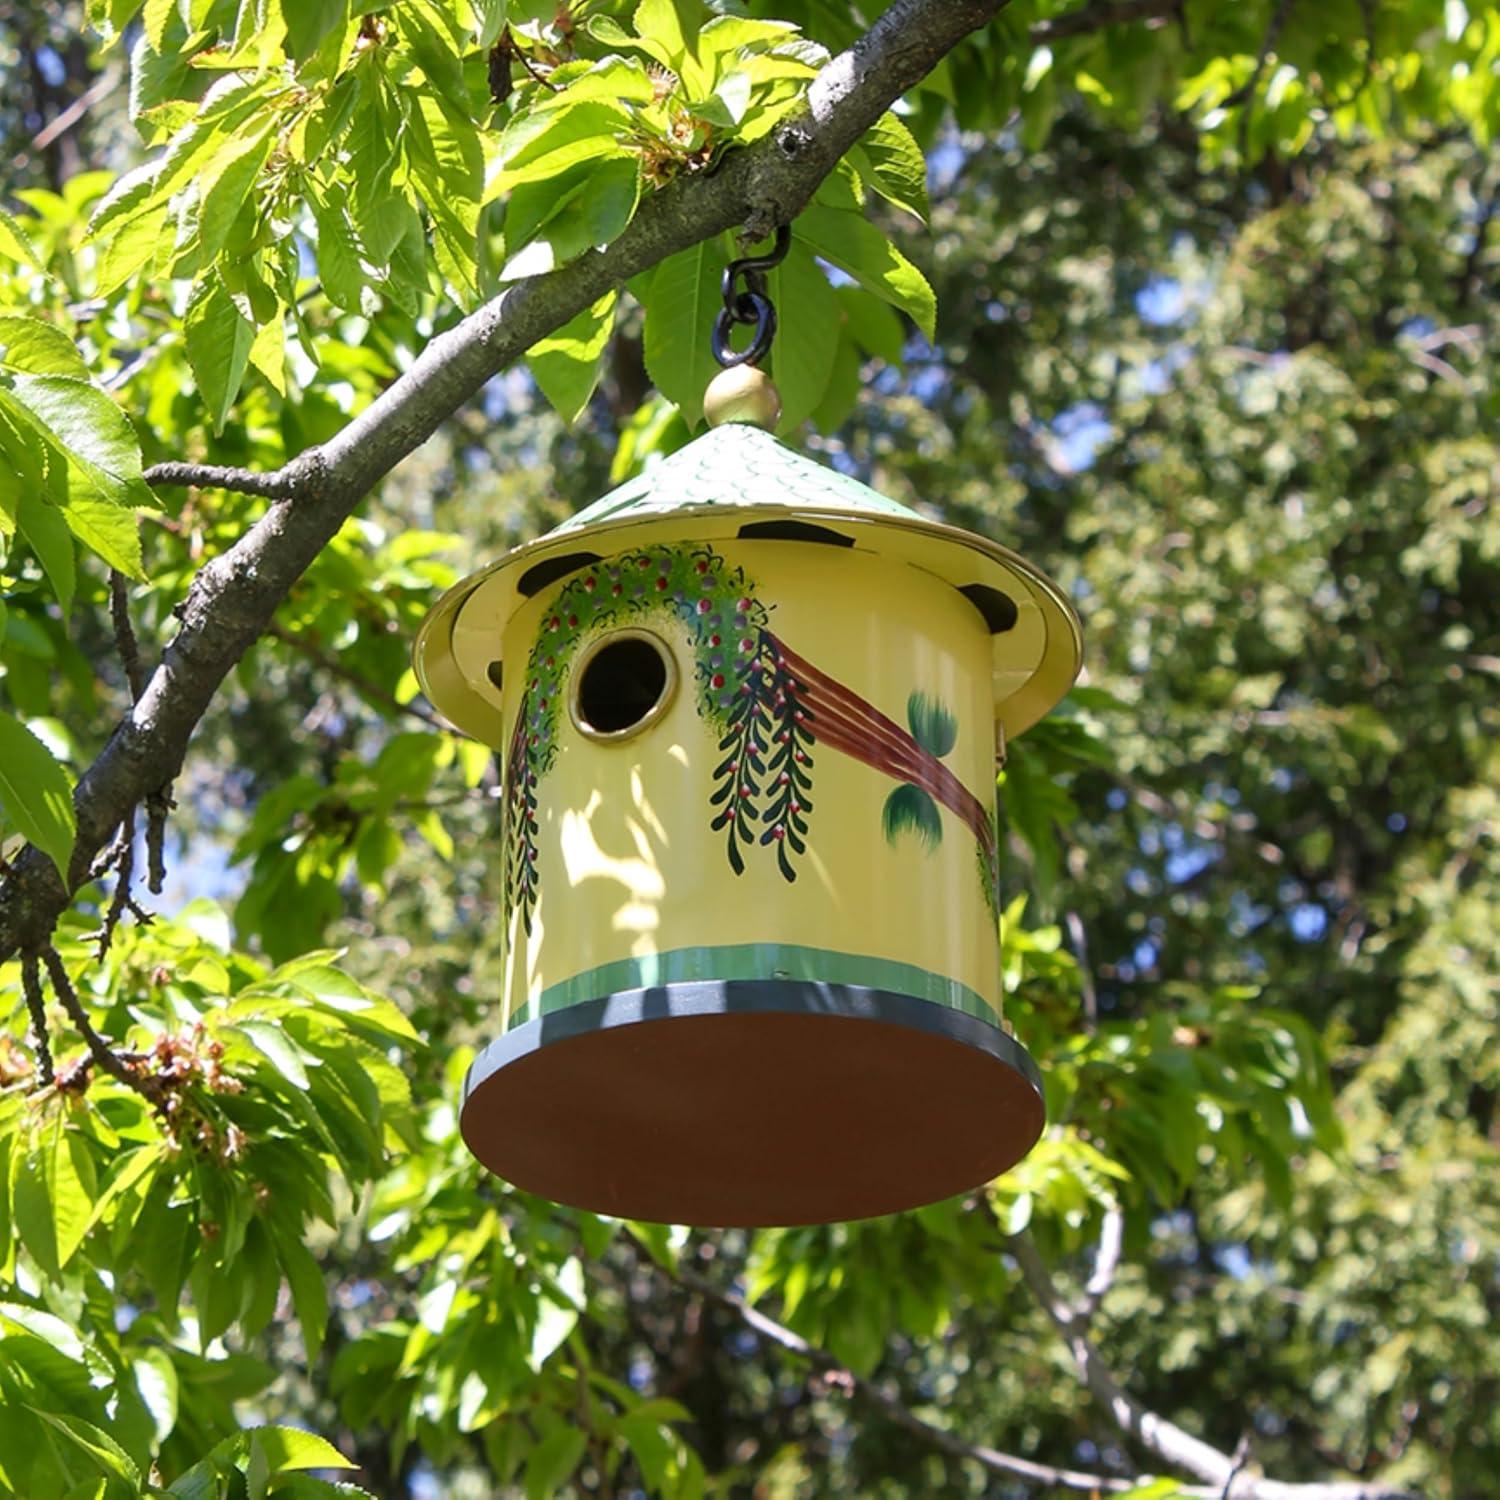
19,953 -> 54,1086
40,946 -> 161,1106
672,1264 -> 1205,1495
773,637 -> 995,852
265,622 -> 448,729
0,0 -> 1013,963
1010,1232 -> 1420,1500
1029,0 -> 1181,43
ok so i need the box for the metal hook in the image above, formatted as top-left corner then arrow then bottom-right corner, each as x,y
712,225 -> 790,369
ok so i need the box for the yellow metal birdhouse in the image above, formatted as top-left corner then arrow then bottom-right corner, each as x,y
414,246 -> 1081,1226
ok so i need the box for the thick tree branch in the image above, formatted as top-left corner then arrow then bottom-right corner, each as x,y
672,1264 -> 1206,1495
1010,1234 -> 1420,1500
0,0 -> 1013,961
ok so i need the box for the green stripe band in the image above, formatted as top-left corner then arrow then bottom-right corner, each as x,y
507,944 -> 999,1032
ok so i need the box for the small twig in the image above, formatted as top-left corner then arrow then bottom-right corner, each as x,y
1224,0 -> 1298,156
145,789 -> 173,896
109,570 -> 148,701
142,461 -> 299,499
93,807 -> 149,960
20,954 -> 55,1086
266,622 -> 449,729
16,69 -> 115,161
509,31 -> 564,92
1029,0 -> 1180,43
1080,1204 -> 1125,1319
40,947 -> 160,1104
1065,909 -> 1098,1030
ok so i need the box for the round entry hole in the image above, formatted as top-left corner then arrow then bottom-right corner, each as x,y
570,630 -> 677,741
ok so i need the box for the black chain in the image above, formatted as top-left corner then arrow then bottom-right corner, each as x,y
711,225 -> 791,369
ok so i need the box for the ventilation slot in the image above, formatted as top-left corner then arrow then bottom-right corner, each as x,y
518,551 -> 603,598
959,584 -> 1019,634
737,520 -> 854,548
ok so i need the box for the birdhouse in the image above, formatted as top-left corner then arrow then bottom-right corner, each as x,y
414,394 -> 1081,1227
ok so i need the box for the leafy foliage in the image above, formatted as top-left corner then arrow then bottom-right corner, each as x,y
0,0 -> 1494,1495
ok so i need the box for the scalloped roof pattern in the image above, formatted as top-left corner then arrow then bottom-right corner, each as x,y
551,422 -> 924,536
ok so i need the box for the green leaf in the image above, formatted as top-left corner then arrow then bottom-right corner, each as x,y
793,204 -> 935,339
132,1348 -> 179,1447
0,712 -> 77,879
907,691 -> 958,757
473,0 -> 508,48
197,125 -> 274,263
94,207 -> 169,298
528,291 -> 618,423
524,1427 -> 587,1500
642,236 -> 730,428
271,1222 -> 329,1363
529,1256 -> 583,1368
0,207 -> 41,268
12,1116 -> 95,1277
280,0 -> 346,62
244,1427 -> 356,1474
0,317 -> 90,378
856,112 -> 930,222
184,274 -> 255,434
312,193 -> 367,312
837,285 -> 905,364
2,374 -> 152,507
882,783 -> 942,850
79,1144 -> 161,1239
26,1411 -> 140,1488
764,238 -> 840,431
487,100 -> 634,196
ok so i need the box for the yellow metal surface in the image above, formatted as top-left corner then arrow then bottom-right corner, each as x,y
492,539 -> 1004,1031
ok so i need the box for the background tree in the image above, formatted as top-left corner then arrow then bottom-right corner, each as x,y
0,2 -> 1494,1497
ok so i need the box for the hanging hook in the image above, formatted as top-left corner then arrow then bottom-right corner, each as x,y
711,225 -> 791,369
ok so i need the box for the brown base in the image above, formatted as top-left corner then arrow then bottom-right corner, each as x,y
460,981 -> 1045,1227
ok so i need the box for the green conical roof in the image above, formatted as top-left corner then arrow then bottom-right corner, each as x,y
415,419 -> 1082,748
553,422 -> 924,536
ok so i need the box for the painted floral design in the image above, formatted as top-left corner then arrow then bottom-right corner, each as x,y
502,542 -> 1000,933
504,544 -> 780,931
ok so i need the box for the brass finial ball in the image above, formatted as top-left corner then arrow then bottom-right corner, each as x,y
704,364 -> 782,430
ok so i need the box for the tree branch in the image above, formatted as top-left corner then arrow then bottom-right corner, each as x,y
41,946 -> 161,1106
265,623 -> 449,730
0,0 -> 1014,962
672,1264 -> 1207,1494
142,461 -> 300,499
1010,1233 -> 1420,1500
1029,0 -> 1181,43
19,953 -> 54,1086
